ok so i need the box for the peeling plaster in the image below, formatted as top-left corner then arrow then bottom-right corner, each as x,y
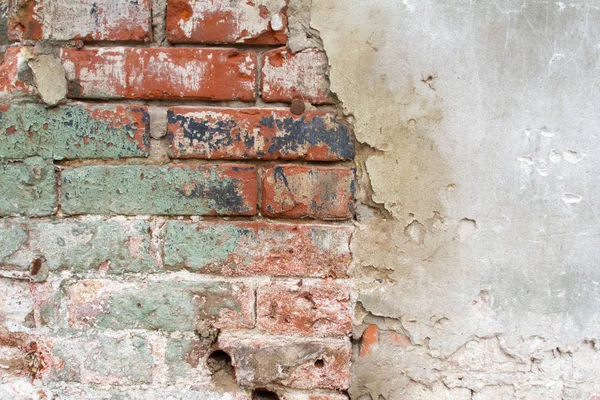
311,0 -> 600,398
27,54 -> 67,106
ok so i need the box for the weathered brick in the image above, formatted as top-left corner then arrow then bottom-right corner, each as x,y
167,0 -> 287,44
29,277 -> 62,328
262,165 -> 355,220
60,164 -> 257,216
0,47 -> 33,98
8,0 -> 152,42
61,48 -> 256,101
43,385 -> 251,399
0,278 -> 34,330
51,334 -> 153,384
218,333 -> 351,390
7,1 -> 41,42
0,2 -> 8,47
0,329 -> 46,379
281,392 -> 349,400
69,279 -> 254,331
164,335 -> 208,383
167,108 -> 354,161
164,221 -> 352,277
257,281 -> 351,337
0,157 -> 56,217
0,103 -> 150,160
262,48 -> 333,104
0,217 -> 156,274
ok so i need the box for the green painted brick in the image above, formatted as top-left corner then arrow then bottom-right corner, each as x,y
69,279 -> 254,331
0,103 -> 150,160
51,334 -> 153,385
0,157 -> 57,216
0,217 -> 156,273
165,336 -> 206,382
60,164 -> 257,216
0,222 -> 28,259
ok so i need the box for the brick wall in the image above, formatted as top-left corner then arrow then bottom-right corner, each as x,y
0,1 -> 354,399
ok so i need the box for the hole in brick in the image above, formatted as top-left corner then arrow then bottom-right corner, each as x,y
207,350 -> 233,374
136,302 -> 142,308
252,389 -> 280,400
207,350 -> 239,391
30,258 -> 44,276
314,358 -> 325,368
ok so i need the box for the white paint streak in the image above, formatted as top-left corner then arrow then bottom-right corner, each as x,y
43,0 -> 151,40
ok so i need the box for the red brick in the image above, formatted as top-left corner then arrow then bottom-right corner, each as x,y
164,221 -> 352,277
61,48 -> 256,101
7,1 -> 42,41
167,0 -> 287,44
167,108 -> 353,161
9,0 -> 152,42
0,47 -> 33,98
359,325 -> 379,357
262,48 -> 333,104
218,333 -> 351,390
262,165 -> 355,220
257,280 -> 351,337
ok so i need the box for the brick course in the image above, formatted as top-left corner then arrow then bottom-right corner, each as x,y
168,107 -> 353,160
62,48 -> 257,101
163,221 -> 352,277
167,0 -> 288,44
60,164 -> 257,216
262,48 -> 334,104
0,0 -> 354,396
262,165 -> 355,220
69,279 -> 254,331
0,158 -> 56,216
9,0 -> 152,42
0,104 -> 150,159
256,280 -> 352,337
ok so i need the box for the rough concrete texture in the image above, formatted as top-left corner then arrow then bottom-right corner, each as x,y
310,0 -> 600,398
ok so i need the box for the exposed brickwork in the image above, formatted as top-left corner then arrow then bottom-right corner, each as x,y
262,48 -> 334,104
0,157 -> 56,216
0,1 -> 354,398
0,104 -> 150,159
262,165 -> 355,220
219,333 -> 351,390
257,280 -> 352,337
167,0 -> 288,44
60,164 -> 257,216
168,108 -> 353,160
61,48 -> 257,101
163,221 -> 352,277
0,217 -> 156,274
0,47 -> 33,98
69,279 -> 254,331
8,0 -> 152,42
